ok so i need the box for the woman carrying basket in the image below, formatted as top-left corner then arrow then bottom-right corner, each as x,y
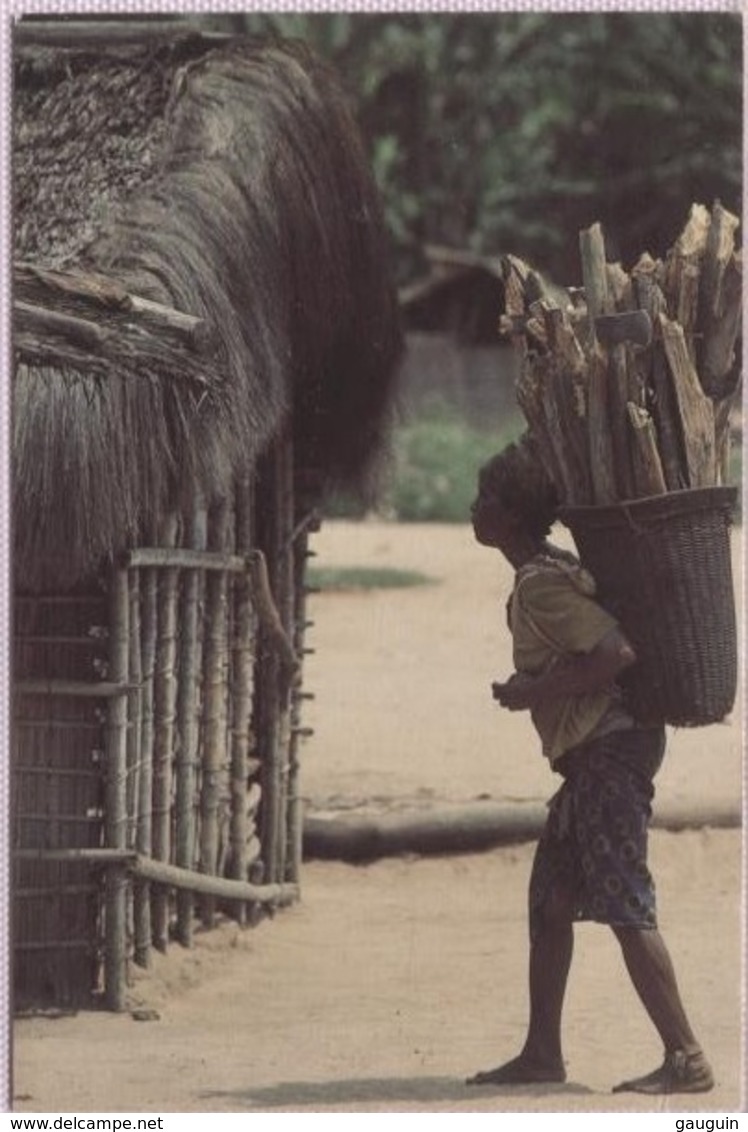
467,435 -> 713,1095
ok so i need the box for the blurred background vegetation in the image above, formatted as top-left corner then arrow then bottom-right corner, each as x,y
207,11 -> 742,287
202,13 -> 745,520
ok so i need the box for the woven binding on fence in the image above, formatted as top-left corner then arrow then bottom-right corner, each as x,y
559,486 -> 738,728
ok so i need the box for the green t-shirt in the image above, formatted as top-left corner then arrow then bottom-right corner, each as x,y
510,554 -> 625,763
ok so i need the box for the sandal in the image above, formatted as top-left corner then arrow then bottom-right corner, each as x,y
613,1049 -> 714,1095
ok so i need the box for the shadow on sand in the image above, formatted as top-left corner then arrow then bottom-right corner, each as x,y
201,1074 -> 594,1110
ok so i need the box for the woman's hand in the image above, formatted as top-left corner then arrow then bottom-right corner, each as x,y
491,672 -> 537,711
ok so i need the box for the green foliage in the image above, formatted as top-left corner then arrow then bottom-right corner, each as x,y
382,408 -> 524,523
224,11 -> 741,285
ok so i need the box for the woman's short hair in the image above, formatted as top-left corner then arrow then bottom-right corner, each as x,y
477,433 -> 559,542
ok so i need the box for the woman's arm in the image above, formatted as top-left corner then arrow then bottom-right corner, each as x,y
492,626 -> 636,712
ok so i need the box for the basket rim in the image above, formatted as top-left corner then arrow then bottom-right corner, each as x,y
558,485 -> 737,529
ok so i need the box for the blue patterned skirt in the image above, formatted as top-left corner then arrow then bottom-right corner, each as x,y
529,726 -> 666,939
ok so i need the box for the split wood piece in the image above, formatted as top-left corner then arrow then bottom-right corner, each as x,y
502,256 -> 531,319
659,314 -> 716,488
516,362 -> 577,503
539,305 -> 592,504
649,346 -> 688,493
699,249 -> 742,398
699,202 -> 740,325
626,404 -> 667,497
606,262 -> 633,311
663,203 -> 711,352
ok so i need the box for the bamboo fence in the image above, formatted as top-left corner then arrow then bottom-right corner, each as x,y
13,439 -> 316,1010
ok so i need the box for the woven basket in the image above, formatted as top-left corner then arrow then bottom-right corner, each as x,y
559,486 -> 738,727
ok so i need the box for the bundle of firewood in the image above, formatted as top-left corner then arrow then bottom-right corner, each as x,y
500,202 -> 742,506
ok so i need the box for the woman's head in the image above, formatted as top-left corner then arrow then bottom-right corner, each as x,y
471,434 -> 559,552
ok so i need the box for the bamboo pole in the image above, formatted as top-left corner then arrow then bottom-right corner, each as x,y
131,856 -> 298,906
104,568 -> 130,1012
229,476 -> 255,925
199,499 -> 231,928
13,848 -> 298,906
286,530 -> 313,886
256,451 -> 282,886
125,548 -> 245,572
126,573 -> 142,849
151,515 -> 179,952
175,503 -> 206,946
134,563 -> 157,968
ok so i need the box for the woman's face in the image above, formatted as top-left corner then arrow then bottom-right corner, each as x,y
470,489 -> 518,551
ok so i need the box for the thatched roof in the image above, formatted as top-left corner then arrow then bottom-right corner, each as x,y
13,23 -> 403,591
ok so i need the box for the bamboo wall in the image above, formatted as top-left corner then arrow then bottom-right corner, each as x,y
13,434 -> 316,1010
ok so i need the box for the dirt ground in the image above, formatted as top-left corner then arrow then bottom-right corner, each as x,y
12,520 -> 745,1114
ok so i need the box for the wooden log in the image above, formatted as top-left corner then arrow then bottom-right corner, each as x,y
175,503 -> 206,947
200,499 -> 232,928
151,516 -> 179,953
659,313 -> 716,487
626,404 -> 668,497
104,569 -> 130,1013
134,563 -> 157,969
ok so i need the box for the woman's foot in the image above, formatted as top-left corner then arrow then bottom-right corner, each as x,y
613,1049 -> 714,1095
466,1055 -> 566,1087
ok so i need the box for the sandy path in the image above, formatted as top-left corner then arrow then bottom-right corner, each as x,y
13,521 -> 744,1113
